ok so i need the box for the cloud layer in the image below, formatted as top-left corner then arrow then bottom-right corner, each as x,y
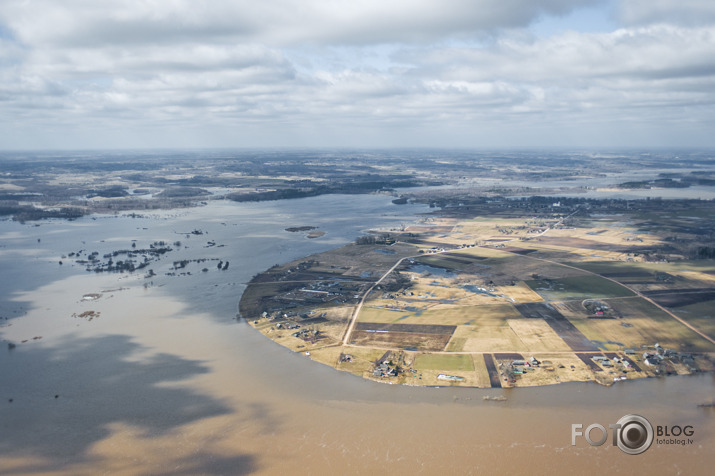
0,0 -> 713,148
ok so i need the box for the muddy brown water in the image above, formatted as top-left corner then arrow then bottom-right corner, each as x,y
1,196 -> 713,475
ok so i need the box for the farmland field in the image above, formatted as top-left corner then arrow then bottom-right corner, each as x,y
243,203 -> 715,388
525,275 -> 636,301
414,353 -> 475,371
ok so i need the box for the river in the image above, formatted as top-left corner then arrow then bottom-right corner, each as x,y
1,194 -> 713,475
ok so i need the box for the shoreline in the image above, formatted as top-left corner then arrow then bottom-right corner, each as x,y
240,200 -> 715,389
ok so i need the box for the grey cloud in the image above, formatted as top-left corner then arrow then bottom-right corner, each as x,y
94,44 -> 294,76
394,26 -> 715,85
618,0 -> 715,27
2,0 -> 603,48
0,0 -> 714,148
278,0 -> 604,45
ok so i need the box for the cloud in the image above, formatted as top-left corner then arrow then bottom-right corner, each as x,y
400,25 -> 715,83
0,0 -> 714,148
1,0 -> 601,47
618,0 -> 715,27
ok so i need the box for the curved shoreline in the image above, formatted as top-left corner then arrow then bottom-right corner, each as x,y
240,207 -> 715,388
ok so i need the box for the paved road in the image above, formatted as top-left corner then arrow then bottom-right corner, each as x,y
495,207 -> 715,346
342,255 -> 414,345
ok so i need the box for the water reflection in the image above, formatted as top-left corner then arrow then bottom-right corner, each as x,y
0,335 -> 258,475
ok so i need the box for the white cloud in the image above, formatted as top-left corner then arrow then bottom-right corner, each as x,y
0,0 -> 714,148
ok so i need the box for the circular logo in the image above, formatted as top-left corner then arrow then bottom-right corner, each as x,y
615,414 -> 653,455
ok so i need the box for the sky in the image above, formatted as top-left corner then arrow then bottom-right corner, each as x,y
0,0 -> 714,150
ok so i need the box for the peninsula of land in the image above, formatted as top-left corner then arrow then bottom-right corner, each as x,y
240,196 -> 715,388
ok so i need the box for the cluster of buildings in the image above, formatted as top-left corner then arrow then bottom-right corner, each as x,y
418,247 -> 447,254
591,355 -> 626,369
585,343 -> 700,378
510,356 -> 542,375
372,351 -> 400,378
642,343 -> 698,372
290,328 -> 319,340
271,280 -> 366,310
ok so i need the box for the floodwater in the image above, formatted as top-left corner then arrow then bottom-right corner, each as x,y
1,195 -> 713,475
408,167 -> 715,200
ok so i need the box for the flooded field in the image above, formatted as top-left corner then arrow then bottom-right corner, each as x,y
1,195 -> 714,475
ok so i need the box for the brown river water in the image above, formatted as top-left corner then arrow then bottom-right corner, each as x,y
1,196 -> 713,475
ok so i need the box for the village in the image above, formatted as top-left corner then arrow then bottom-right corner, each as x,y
240,196 -> 715,388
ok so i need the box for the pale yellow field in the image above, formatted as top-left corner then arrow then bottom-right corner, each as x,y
330,347 -> 391,376
414,353 -> 475,371
499,282 -> 545,303
450,324 -> 528,353
471,354 -> 493,387
412,368 -> 480,387
360,303 -> 522,326
309,345 -> 346,368
506,319 -> 572,352
450,222 -> 526,243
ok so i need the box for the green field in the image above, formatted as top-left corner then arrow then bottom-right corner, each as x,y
566,261 -> 653,280
415,256 -> 465,270
672,301 -> 715,337
414,353 -> 475,371
525,275 -> 635,301
568,297 -> 715,352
